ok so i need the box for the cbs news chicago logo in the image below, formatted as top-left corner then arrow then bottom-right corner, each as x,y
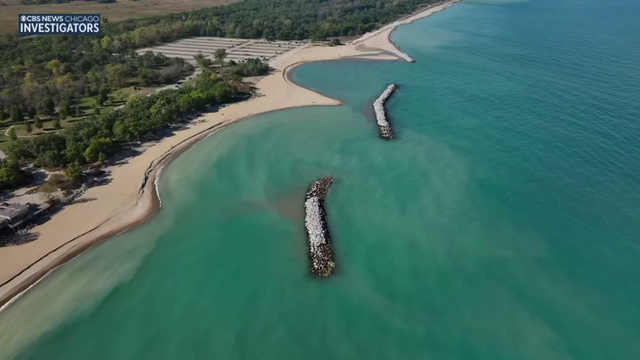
19,14 -> 101,36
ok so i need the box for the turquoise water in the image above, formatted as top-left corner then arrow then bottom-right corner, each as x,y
2,0 -> 640,358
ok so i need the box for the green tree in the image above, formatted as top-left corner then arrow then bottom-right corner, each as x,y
194,54 -> 212,70
105,64 -> 127,88
74,105 -> 81,117
53,117 -> 62,130
98,152 -> 107,165
10,107 -> 23,123
232,58 -> 269,77
7,128 -> 17,141
0,159 -> 27,190
25,121 -> 32,133
46,59 -> 64,76
213,82 -> 234,102
214,49 -> 227,65
39,97 -> 55,116
84,138 -> 113,163
34,115 -> 43,129
139,69 -> 161,86
11,64 -> 24,74
85,71 -> 101,95
22,72 -> 38,101
65,161 -> 83,183
98,86 -> 109,106
101,36 -> 113,50
330,38 -> 341,46
37,150 -> 66,168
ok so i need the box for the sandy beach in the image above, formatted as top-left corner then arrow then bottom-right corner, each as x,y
0,0 -> 459,308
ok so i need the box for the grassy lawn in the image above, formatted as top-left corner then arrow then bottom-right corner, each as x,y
181,78 -> 198,88
0,0 -> 240,34
0,69 -> 185,153
0,84 -> 165,150
0,116 -> 87,149
111,85 -> 165,102
77,84 -> 163,114
0,133 -> 11,151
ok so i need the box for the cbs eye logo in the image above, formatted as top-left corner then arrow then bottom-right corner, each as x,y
20,15 -> 41,22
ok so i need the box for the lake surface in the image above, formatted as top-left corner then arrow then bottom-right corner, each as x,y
2,0 -> 640,359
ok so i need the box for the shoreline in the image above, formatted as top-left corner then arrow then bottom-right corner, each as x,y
0,0 -> 461,310
387,0 -> 462,46
350,0 -> 462,62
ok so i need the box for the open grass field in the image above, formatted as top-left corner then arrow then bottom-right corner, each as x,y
0,0 -> 240,34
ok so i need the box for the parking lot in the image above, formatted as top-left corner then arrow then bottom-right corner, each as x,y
137,37 -> 306,65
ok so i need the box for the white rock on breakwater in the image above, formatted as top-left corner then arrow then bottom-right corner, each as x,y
373,84 -> 398,139
303,177 -> 336,277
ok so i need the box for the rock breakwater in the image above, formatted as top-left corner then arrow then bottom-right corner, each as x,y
374,84 -> 398,139
303,176 -> 336,277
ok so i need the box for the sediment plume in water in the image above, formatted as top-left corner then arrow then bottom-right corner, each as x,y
373,84 -> 399,139
303,176 -> 336,277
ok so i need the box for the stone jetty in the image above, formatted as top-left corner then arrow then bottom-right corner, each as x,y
304,176 -> 336,278
373,84 -> 398,139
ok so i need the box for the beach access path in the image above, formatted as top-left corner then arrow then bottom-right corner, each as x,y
0,0 -> 461,309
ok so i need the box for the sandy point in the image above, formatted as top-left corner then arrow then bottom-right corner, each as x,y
0,0 -> 461,309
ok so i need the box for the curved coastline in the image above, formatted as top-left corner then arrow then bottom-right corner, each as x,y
0,60 -> 348,310
351,0 -> 462,63
386,1 -> 462,58
0,0 -> 462,310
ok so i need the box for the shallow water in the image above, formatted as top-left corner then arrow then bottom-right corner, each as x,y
1,0 -> 640,359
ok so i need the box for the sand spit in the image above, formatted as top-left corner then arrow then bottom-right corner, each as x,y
0,0 -> 462,309
374,84 -> 399,139
304,177 -> 336,278
351,0 -> 462,62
